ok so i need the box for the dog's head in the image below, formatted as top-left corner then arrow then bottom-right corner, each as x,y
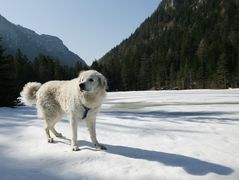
78,70 -> 107,94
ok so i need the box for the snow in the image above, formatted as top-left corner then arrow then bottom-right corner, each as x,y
0,89 -> 239,180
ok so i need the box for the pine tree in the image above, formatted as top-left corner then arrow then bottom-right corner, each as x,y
216,53 -> 228,88
0,39 -> 17,106
196,39 -> 208,88
52,60 -> 63,80
74,61 -> 84,77
14,49 -> 32,90
91,60 -> 101,72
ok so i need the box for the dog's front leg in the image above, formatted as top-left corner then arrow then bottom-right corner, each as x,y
87,118 -> 106,150
70,117 -> 79,151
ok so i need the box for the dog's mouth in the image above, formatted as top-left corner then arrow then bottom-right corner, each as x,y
80,88 -> 87,92
80,88 -> 90,93
79,83 -> 88,92
80,89 -> 88,92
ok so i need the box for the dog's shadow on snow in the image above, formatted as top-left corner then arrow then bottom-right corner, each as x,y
107,145 -> 234,176
80,140 -> 233,176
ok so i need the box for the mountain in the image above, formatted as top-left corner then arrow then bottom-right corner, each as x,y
96,0 -> 239,91
0,14 -> 86,66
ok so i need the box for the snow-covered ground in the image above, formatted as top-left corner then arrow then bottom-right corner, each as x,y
0,89 -> 239,180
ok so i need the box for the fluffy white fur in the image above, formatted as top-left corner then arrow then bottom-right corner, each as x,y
20,70 -> 107,151
20,82 -> 42,106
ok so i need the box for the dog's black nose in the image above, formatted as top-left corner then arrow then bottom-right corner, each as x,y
79,83 -> 85,90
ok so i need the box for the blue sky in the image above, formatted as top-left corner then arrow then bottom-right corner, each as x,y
0,0 -> 160,65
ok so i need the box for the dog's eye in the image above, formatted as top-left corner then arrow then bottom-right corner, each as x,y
89,78 -> 94,82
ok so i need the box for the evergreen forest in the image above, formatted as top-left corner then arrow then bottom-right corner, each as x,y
93,0 -> 239,91
0,39 -> 87,107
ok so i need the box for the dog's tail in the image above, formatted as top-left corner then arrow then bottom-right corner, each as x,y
20,82 -> 42,106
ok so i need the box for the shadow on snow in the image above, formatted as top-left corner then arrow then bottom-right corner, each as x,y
79,140 -> 234,176
108,145 -> 233,176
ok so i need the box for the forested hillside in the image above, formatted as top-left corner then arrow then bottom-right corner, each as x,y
94,0 -> 239,91
0,39 -> 87,106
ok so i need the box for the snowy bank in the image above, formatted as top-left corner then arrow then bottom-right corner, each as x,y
0,89 -> 238,180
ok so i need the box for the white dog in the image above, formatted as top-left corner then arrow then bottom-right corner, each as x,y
20,70 -> 107,151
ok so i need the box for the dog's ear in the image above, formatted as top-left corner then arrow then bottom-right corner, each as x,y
78,70 -> 85,77
99,75 -> 108,90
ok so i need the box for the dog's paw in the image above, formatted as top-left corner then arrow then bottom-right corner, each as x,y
95,144 -> 107,150
55,133 -> 63,138
72,146 -> 80,151
48,138 -> 54,143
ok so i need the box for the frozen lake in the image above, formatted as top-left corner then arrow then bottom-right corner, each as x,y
0,89 -> 239,180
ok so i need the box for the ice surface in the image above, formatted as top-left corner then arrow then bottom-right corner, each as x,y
0,89 -> 238,180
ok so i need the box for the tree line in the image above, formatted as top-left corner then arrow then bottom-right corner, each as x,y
93,0 -> 239,91
0,39 -> 87,107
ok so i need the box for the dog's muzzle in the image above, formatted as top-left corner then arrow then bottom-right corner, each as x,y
79,83 -> 85,91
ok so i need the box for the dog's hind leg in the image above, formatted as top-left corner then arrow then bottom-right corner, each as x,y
44,118 -> 56,143
45,123 -> 54,143
51,127 -> 63,138
50,118 -> 63,138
